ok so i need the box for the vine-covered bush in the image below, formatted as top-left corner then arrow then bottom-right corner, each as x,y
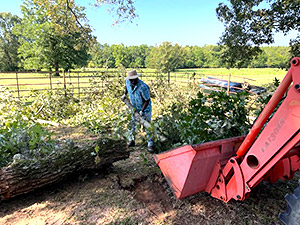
155,90 -> 251,150
66,75 -> 131,138
28,88 -> 80,121
0,88 -> 55,167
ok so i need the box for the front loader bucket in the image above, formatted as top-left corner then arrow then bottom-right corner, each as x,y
154,136 -> 245,199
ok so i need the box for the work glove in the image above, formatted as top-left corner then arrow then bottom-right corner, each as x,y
121,94 -> 126,101
139,111 -> 143,116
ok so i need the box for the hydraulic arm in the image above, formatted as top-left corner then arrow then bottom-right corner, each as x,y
155,57 -> 300,203
210,57 -> 300,202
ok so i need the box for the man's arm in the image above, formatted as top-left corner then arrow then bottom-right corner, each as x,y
140,99 -> 150,113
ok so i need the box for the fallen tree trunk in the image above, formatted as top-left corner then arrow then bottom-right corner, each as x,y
0,137 -> 129,200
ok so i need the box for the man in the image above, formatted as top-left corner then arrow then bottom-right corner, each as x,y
121,70 -> 154,152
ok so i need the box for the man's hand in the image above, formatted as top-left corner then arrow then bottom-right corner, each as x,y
121,94 -> 126,101
139,111 -> 143,116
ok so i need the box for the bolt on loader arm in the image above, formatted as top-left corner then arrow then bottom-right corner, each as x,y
155,57 -> 300,203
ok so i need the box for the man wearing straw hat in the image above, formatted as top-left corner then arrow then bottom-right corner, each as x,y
121,70 -> 154,152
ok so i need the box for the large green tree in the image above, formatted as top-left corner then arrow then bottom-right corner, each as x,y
263,46 -> 290,68
0,13 -> 21,71
111,44 -> 130,68
192,46 -> 207,68
202,45 -> 223,68
127,44 -> 149,68
88,43 -> 115,68
183,46 -> 196,68
146,42 -> 184,73
217,0 -> 300,68
14,0 -> 93,74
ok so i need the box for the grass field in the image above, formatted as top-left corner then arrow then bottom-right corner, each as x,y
0,68 -> 288,97
179,67 -> 287,86
0,71 -> 114,97
136,67 -> 287,87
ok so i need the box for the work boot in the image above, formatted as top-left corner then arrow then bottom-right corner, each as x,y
127,140 -> 135,147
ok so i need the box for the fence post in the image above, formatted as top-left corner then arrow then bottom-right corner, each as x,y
16,72 -> 20,98
77,72 -> 80,101
227,73 -> 231,95
68,70 -> 71,85
192,72 -> 196,89
63,70 -> 66,92
174,71 -> 176,83
107,70 -> 109,84
102,71 -> 104,89
193,73 -> 196,89
49,72 -> 52,91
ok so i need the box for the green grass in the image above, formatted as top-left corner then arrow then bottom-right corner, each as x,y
0,71 -> 114,97
178,68 -> 288,86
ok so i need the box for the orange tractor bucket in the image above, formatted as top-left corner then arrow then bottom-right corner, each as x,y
154,136 -> 245,199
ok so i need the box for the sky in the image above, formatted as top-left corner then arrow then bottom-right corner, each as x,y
1,0 -> 298,47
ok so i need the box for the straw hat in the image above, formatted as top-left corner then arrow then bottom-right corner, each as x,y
126,70 -> 141,79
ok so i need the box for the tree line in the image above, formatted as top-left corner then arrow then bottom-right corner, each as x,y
88,43 -> 290,71
0,0 -> 295,74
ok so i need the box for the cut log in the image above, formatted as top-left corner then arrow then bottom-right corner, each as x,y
0,137 -> 129,200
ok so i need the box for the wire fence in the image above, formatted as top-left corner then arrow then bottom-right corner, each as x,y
0,70 -> 257,99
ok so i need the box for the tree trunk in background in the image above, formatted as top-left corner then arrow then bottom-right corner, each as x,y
55,60 -> 59,76
0,137 -> 129,200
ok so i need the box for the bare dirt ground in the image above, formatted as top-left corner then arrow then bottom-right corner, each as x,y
0,128 -> 299,225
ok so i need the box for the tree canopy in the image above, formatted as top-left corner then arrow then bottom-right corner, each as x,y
28,0 -> 138,26
217,0 -> 300,68
13,0 -> 93,74
146,42 -> 184,73
94,0 -> 138,25
86,43 -> 289,70
0,13 -> 21,71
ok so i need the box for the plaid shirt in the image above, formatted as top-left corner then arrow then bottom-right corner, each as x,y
126,79 -> 152,113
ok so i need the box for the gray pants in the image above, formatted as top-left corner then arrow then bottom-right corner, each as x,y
129,111 -> 154,147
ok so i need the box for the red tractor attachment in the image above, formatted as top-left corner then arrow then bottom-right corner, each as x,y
155,57 -> 300,203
